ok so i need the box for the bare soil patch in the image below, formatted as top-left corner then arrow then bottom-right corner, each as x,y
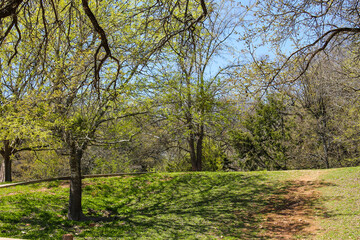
261,170 -> 327,239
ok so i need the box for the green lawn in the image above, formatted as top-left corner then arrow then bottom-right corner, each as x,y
0,168 -> 358,239
315,167 -> 360,239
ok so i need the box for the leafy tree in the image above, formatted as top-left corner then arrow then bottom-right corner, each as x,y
1,0 -> 210,221
148,0 -> 242,171
231,94 -> 292,170
0,27 -> 54,182
202,138 -> 227,171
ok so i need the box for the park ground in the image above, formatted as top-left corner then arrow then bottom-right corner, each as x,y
0,167 -> 359,239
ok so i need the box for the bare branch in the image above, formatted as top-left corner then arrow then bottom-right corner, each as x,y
15,145 -> 52,153
0,15 -> 16,45
95,111 -> 149,127
81,0 -> 120,90
85,132 -> 138,146
272,27 -> 360,84
8,15 -> 20,64
0,0 -> 23,19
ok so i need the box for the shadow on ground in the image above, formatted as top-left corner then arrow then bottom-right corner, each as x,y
0,173 -> 333,239
260,179 -> 334,239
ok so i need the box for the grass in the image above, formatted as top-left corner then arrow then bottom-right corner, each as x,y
0,168 -> 358,239
315,167 -> 360,239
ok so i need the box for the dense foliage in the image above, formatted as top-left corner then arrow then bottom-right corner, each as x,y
231,94 -> 292,170
1,0 -> 360,221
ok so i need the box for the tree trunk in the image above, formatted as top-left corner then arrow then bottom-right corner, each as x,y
195,125 -> 204,171
321,134 -> 330,169
188,130 -> 203,171
68,143 -> 84,221
0,160 -> 4,183
320,116 -> 330,169
189,133 -> 198,171
4,151 -> 12,182
0,140 -> 13,182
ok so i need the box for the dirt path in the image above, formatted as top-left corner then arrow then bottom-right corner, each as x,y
262,170 -> 327,239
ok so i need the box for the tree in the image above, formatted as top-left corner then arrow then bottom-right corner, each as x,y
245,0 -> 360,81
0,31 -> 53,182
148,0 -> 242,171
231,94 -> 292,170
298,62 -> 333,168
235,0 -> 360,169
1,0 -> 210,221
291,48 -> 360,169
0,0 -> 208,78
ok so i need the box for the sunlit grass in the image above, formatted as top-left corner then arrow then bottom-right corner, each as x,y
316,167 -> 360,239
0,172 -> 291,239
0,168 -> 358,239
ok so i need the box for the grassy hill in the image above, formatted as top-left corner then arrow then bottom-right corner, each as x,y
0,167 -> 359,239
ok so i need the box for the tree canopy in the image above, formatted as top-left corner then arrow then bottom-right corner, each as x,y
1,0 -> 360,223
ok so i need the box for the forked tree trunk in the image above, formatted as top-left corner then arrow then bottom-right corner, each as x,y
68,144 -> 84,221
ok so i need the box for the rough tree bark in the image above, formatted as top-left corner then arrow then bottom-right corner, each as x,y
0,140 -> 14,182
189,134 -> 196,171
67,141 -> 85,221
0,159 -> 5,182
195,125 -> 204,171
188,129 -> 204,171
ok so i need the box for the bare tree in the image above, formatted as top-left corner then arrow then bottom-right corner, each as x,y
293,48 -> 360,168
244,0 -> 360,82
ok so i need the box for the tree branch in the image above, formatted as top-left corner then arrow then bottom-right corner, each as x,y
0,0 -> 23,19
95,111 -> 148,127
0,15 -> 16,45
7,15 -> 20,64
273,27 -> 360,84
81,0 -> 120,89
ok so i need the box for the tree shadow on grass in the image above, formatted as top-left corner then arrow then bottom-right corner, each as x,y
0,173 -> 333,239
260,179 -> 335,239
80,173 -> 299,239
0,192 -> 71,239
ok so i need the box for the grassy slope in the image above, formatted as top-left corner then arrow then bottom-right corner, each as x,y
0,168 -> 358,239
316,167 -> 360,239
